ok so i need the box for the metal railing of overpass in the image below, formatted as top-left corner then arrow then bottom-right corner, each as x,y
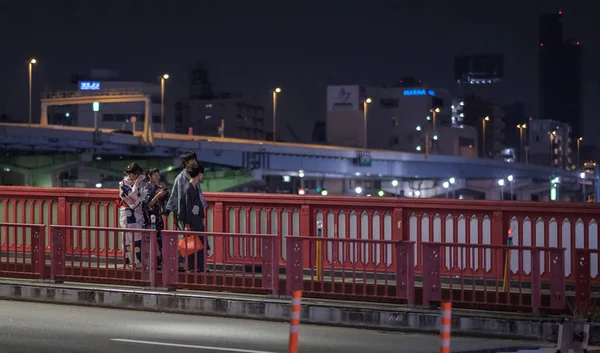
0,123 -> 580,181
1,186 -> 599,314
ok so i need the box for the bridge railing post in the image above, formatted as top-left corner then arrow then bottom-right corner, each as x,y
395,241 -> 415,304
286,236 -> 304,295
50,226 -> 65,283
422,242 -> 442,306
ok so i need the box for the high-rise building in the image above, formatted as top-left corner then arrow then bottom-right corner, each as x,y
538,11 -> 583,138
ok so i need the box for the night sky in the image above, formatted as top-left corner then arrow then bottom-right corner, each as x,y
0,0 -> 598,144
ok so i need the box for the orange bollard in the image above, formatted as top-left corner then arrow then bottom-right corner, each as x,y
288,290 -> 302,353
440,302 -> 451,353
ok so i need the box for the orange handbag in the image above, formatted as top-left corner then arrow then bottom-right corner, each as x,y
178,235 -> 204,257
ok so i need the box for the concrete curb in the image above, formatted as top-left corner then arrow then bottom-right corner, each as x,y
0,279 -> 565,343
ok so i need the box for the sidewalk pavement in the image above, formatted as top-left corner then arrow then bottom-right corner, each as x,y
0,277 -> 597,347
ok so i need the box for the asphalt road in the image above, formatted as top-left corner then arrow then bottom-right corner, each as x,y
0,301 -> 547,353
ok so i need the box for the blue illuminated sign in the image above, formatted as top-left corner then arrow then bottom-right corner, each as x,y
80,81 -> 100,91
403,89 -> 435,96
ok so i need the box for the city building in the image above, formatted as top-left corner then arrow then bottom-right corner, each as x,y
325,81 -> 477,157
459,94 -> 506,159
538,11 -> 583,138
45,69 -> 169,133
502,102 -> 532,162
454,54 -> 504,85
174,65 -> 267,140
527,119 -> 572,170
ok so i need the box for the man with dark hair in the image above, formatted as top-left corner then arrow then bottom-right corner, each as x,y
165,151 -> 207,230
179,164 -> 208,272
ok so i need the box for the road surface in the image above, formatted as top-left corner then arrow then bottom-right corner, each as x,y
0,301 -> 546,353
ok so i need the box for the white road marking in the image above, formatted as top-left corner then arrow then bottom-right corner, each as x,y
110,338 -> 280,353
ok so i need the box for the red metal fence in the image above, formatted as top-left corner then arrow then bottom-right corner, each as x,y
1,186 -> 600,313
0,222 -> 46,279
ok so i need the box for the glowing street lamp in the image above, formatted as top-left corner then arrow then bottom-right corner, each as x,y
273,87 -> 282,142
160,73 -> 169,136
28,58 -> 37,126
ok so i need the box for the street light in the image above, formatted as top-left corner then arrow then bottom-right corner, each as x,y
577,137 -> 583,168
517,124 -> 527,163
442,181 -> 449,198
548,131 -> 557,166
498,179 -> 505,200
482,116 -> 490,158
416,126 -> 421,131
449,177 -> 456,184
160,73 -> 169,136
272,87 -> 282,142
414,190 -> 421,197
391,180 -> 399,187
363,98 -> 372,149
28,58 -> 37,126
429,107 -> 440,133
581,172 -> 586,202
507,175 -> 514,200
355,186 -> 363,194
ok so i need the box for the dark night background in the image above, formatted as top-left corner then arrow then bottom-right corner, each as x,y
0,0 -> 598,144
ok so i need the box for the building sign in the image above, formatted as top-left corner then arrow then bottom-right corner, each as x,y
403,89 -> 435,96
327,85 -> 359,111
80,81 -> 100,91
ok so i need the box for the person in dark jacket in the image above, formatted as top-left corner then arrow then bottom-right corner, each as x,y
179,164 -> 209,271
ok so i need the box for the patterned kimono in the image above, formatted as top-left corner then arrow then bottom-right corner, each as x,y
119,177 -> 146,265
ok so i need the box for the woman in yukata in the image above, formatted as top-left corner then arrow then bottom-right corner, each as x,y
118,163 -> 147,267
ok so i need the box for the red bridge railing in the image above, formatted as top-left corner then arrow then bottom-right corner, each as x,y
0,186 -> 600,313
1,186 -> 599,284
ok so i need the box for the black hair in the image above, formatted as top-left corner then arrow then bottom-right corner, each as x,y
188,164 -> 205,178
124,163 -> 143,175
180,151 -> 198,168
146,167 -> 160,180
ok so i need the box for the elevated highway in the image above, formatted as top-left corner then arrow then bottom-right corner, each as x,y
0,123 -> 576,183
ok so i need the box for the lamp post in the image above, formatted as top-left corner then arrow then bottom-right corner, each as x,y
482,116 -> 490,158
160,74 -> 169,136
581,172 -> 586,202
449,177 -> 456,198
363,98 -> 372,149
498,179 -> 505,200
392,179 -> 399,197
548,130 -> 556,167
28,58 -> 37,127
272,87 -> 281,142
577,137 -> 583,168
443,181 -> 449,198
507,175 -> 514,200
429,107 -> 440,134
517,124 -> 527,163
